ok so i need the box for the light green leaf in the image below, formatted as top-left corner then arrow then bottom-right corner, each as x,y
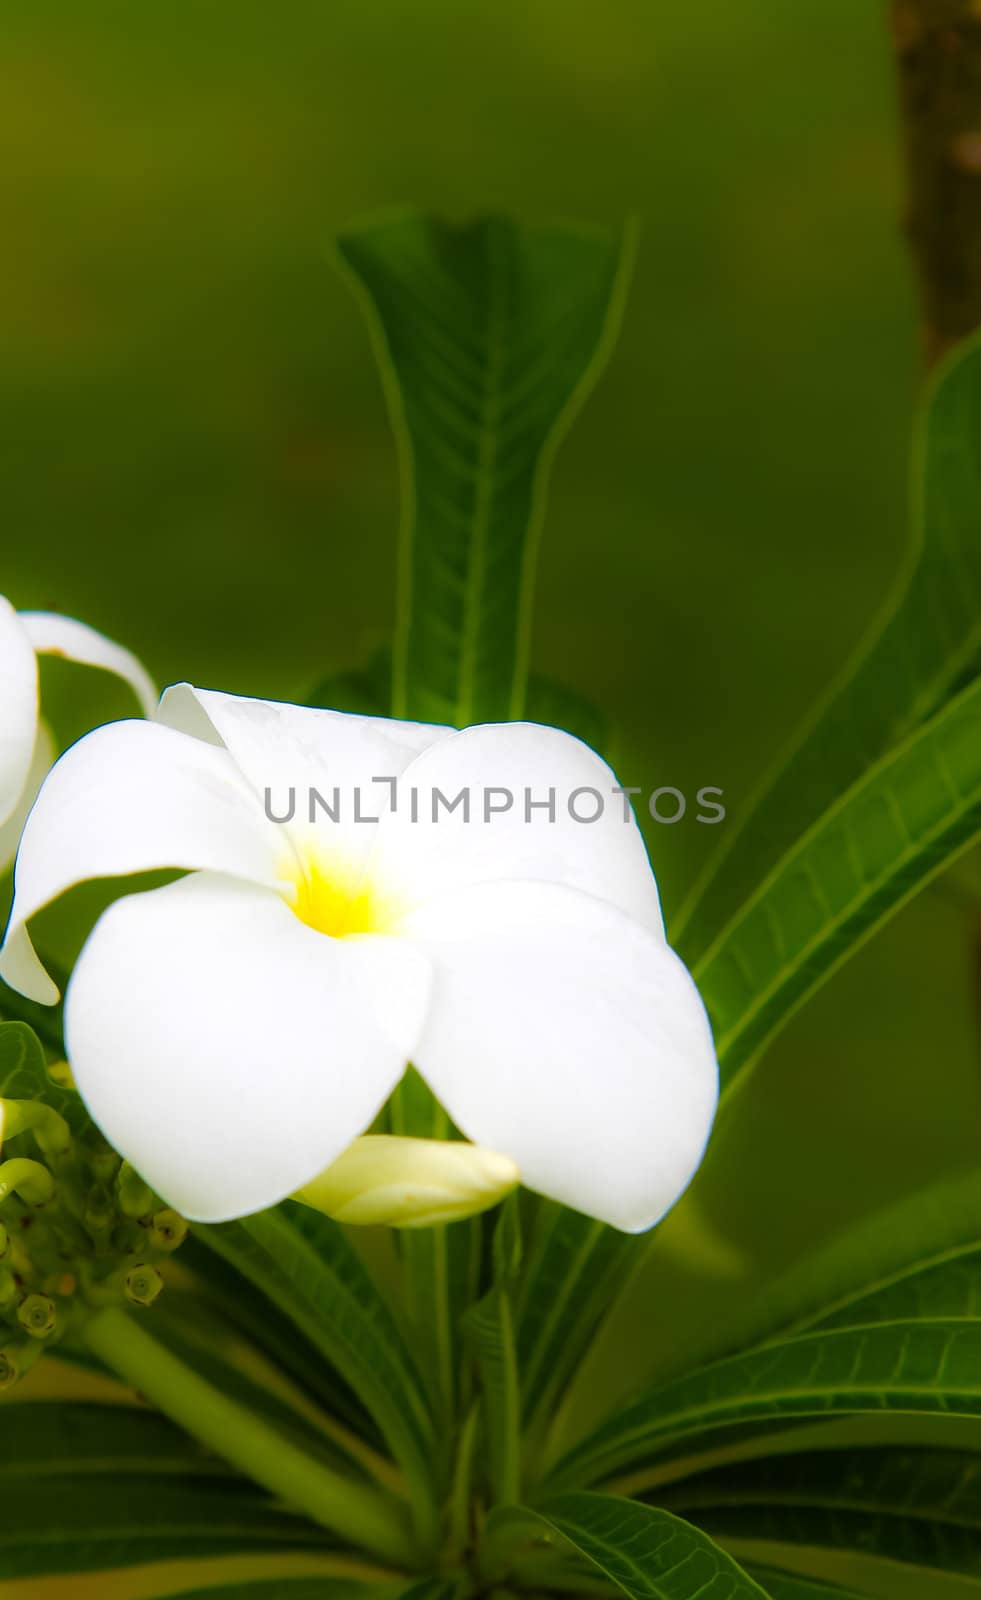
335,210 -> 634,725
0,975 -> 67,1060
0,1019 -> 84,1134
192,1202 -> 433,1495
488,1492 -> 770,1598
678,332 -> 981,966
695,669 -> 981,1096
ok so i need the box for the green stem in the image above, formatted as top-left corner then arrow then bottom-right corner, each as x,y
84,1306 -> 419,1570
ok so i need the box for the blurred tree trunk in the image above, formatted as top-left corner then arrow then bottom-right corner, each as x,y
892,0 -> 981,364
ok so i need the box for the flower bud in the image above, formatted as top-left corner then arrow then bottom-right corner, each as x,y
125,1264 -> 164,1307
293,1135 -> 520,1229
116,1162 -> 155,1220
17,1294 -> 57,1339
148,1209 -> 188,1253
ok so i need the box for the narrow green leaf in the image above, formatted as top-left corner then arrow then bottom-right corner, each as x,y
745,1573 -> 871,1600
489,1493 -> 770,1598
695,670 -> 981,1096
147,1302 -> 372,1480
678,331 -> 981,965
306,647 -> 395,717
0,1473 -> 333,1579
387,1070 -> 482,1459
647,1166 -> 981,1384
666,1450 -> 981,1591
334,210 -> 633,725
156,1584 -> 387,1600
515,1204 -> 640,1435
193,1202 -> 433,1492
465,1287 -> 521,1506
545,1320 -> 981,1491
0,1400 -> 223,1478
179,1233 -> 380,1446
662,1444 -> 981,1529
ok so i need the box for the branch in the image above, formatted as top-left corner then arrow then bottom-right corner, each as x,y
892,0 -> 981,363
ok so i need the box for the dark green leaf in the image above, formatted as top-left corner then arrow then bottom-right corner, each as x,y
179,1233 -> 379,1446
745,1572 -> 873,1599
489,1493 -> 769,1598
667,1451 -> 981,1592
515,1205 -> 640,1436
695,670 -> 981,1096
335,210 -> 633,725
0,1400 -> 223,1478
193,1203 -> 433,1491
678,332 -> 981,966
465,1287 -> 521,1505
156,1584 -> 386,1600
545,1320 -> 981,1491
0,1473 -> 332,1579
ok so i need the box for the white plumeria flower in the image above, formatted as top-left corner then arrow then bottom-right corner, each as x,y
0,596 -> 156,869
0,685 -> 718,1232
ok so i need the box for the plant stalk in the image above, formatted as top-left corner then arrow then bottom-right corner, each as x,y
83,1305 -> 419,1571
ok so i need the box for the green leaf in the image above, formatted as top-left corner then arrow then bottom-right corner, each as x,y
179,1233 -> 380,1446
147,1300 -> 373,1481
525,676 -> 610,756
0,1400 -> 225,1478
192,1203 -> 433,1494
0,1473 -> 332,1579
306,647 -> 395,717
668,1459 -> 979,1593
489,1492 -> 769,1598
677,332 -> 981,966
694,669 -> 981,1097
744,1574 -> 871,1600
515,1205 -> 641,1437
387,1070 -> 483,1462
334,210 -> 634,725
0,1019 -> 84,1134
665,1450 -> 981,1592
544,1319 -> 981,1491
648,1166 -> 981,1384
306,641 -> 609,754
156,1584 -> 387,1600
0,1401 -> 338,1579
465,1286 -> 521,1506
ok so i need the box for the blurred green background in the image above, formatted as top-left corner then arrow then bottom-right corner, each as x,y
2,0 -> 980,1568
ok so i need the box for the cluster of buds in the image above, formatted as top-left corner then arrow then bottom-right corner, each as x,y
0,1077 -> 187,1390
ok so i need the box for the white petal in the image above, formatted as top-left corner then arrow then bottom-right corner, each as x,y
158,683 -> 453,878
0,598 -> 39,828
0,719 -> 285,1003
20,611 -> 157,716
370,722 -> 664,937
399,879 -> 718,1232
65,872 -> 431,1221
0,718 -> 55,873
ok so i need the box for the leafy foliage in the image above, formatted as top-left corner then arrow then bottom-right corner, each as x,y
8,211 -> 981,1600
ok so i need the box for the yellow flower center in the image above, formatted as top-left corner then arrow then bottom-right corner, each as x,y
283,854 -> 396,939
